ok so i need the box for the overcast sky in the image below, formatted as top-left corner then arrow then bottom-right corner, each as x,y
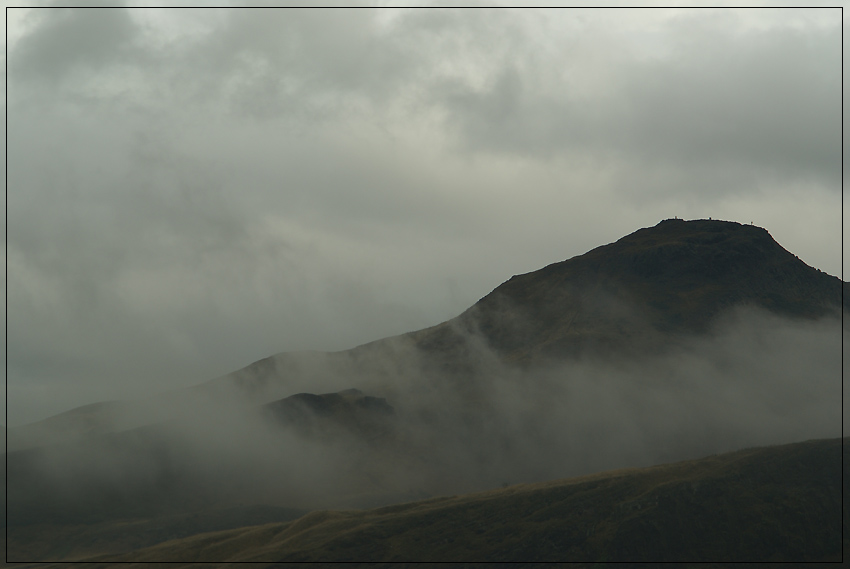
4,4 -> 843,426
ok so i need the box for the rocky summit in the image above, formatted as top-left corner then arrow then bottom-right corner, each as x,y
408,218 -> 845,363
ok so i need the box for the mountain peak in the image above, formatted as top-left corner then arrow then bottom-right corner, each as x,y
544,218 -> 787,279
410,219 -> 843,363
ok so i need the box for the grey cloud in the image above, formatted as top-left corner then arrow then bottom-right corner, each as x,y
5,7 -> 841,426
436,11 -> 840,193
168,7 -> 424,120
10,3 -> 139,84
618,19 -> 840,186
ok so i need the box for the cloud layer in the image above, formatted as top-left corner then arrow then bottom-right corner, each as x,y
7,306 -> 843,523
5,6 -> 842,425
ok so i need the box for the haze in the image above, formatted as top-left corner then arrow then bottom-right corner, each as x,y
5,5 -> 842,425
7,302 -> 843,520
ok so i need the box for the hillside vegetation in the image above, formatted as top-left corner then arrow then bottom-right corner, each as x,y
36,437 -> 842,565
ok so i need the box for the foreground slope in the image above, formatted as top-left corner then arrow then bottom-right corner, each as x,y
56,437 -> 844,564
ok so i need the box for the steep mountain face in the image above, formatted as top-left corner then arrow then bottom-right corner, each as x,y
408,218 -> 845,364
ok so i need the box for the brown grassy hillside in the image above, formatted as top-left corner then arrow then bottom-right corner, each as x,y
34,437 -> 842,565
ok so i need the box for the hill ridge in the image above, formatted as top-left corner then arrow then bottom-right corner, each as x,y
8,218 -> 844,449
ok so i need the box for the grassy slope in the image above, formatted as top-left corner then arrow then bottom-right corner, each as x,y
3,505 -> 307,563
44,437 -> 843,566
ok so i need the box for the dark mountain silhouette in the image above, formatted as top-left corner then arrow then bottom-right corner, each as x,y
9,219 -> 843,447
407,218 -> 845,364
209,219 -> 845,402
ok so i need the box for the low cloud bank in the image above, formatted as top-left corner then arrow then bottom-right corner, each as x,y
6,305 -> 843,524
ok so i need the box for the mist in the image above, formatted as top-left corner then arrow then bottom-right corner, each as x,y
5,7 -> 841,428
7,303 -> 842,527
363,305 -> 843,493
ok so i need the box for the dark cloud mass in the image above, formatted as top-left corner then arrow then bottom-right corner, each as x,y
5,6 -> 842,426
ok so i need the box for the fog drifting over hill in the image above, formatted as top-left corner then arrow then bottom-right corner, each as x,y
4,6 -> 842,426
8,304 -> 842,523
